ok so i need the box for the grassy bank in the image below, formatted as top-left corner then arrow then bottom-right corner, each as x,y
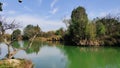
0,59 -> 33,68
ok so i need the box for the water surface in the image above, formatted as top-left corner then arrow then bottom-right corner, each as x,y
0,41 -> 120,68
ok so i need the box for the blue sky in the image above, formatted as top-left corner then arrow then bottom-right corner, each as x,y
0,0 -> 120,31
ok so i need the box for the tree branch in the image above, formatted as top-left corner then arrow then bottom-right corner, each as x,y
6,33 -> 38,59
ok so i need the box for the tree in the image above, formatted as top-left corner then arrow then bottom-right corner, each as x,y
96,22 -> 106,37
0,16 -> 38,59
0,17 -> 20,59
95,15 -> 120,36
46,31 -> 55,37
86,22 -> 96,40
11,29 -> 21,40
55,27 -> 64,36
63,18 -> 72,28
23,24 -> 41,40
66,6 -> 88,45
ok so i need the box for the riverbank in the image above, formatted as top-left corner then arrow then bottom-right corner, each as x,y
0,59 -> 33,68
32,36 -> 120,46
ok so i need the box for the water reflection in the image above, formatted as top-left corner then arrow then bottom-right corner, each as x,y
14,41 -> 68,68
0,43 -> 9,59
18,41 -> 24,47
0,41 -> 120,68
63,46 -> 120,68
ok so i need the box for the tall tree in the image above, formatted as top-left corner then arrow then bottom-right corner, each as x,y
67,6 -> 88,44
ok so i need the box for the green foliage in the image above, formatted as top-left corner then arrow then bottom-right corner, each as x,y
25,41 -> 41,54
95,16 -> 120,35
65,6 -> 88,44
55,28 -> 64,36
63,6 -> 120,46
38,31 -> 54,38
12,41 -> 21,48
96,22 -> 106,36
12,29 -> 21,40
23,24 -> 41,39
45,31 -> 55,37
86,21 -> 96,40
71,6 -> 88,38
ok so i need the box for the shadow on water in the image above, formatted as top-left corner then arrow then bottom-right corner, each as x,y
1,41 -> 120,68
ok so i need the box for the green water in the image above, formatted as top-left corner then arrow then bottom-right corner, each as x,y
0,41 -> 120,68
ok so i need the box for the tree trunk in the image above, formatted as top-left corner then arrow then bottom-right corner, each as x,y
7,45 -> 11,59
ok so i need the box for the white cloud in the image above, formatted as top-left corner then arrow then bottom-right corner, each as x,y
51,0 -> 58,8
50,8 -> 58,14
49,0 -> 59,15
7,14 -> 66,32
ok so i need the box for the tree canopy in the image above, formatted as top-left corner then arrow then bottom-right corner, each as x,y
63,6 -> 120,46
65,6 -> 88,44
11,29 -> 21,40
23,24 -> 41,39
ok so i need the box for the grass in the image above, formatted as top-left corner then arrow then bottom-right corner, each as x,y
0,59 -> 33,68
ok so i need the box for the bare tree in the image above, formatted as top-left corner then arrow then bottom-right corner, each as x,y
0,16 -> 37,59
63,17 -> 71,28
